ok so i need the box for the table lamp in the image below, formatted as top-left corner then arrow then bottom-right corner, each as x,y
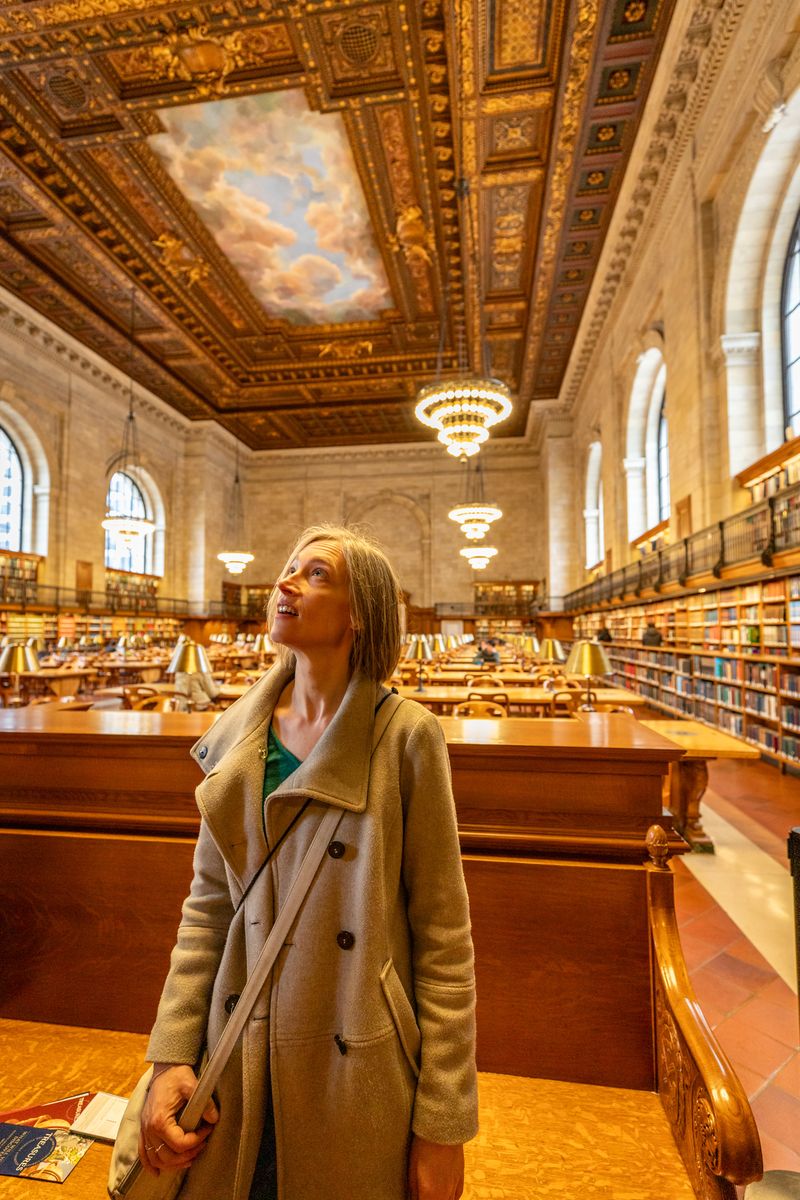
565,639 -> 612,711
520,634 -> 540,668
405,636 -> 433,692
167,639 -> 212,676
0,642 -> 39,703
538,637 -> 566,665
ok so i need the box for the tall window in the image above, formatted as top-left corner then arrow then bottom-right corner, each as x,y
0,425 -> 23,551
782,211 -> 800,437
657,395 -> 670,521
104,471 -> 150,573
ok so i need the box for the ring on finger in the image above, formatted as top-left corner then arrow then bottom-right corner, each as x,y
153,1143 -> 165,1156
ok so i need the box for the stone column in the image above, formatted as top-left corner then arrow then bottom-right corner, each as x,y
719,332 -> 763,476
623,456 -> 646,543
542,419 -> 575,609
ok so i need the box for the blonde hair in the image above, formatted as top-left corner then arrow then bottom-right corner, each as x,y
266,524 -> 403,683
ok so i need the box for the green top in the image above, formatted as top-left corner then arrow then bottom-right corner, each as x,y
262,724 -> 303,838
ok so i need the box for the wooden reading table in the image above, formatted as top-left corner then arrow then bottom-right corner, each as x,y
639,718 -> 760,851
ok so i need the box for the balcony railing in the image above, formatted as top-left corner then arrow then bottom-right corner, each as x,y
564,480 -> 800,611
0,580 -> 192,616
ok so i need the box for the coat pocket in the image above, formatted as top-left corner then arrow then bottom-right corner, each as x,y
380,957 -> 421,1079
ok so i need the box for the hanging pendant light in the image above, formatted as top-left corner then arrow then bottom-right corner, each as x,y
217,447 -> 254,576
102,289 -> 155,546
460,545 -> 497,570
448,457 -> 502,539
414,174 -> 513,458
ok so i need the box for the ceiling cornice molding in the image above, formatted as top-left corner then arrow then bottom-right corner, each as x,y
248,435 -> 537,469
0,281 -> 191,435
560,0 -> 751,414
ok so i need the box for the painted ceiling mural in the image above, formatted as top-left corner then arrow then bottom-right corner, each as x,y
0,0 -> 680,450
149,91 -> 392,325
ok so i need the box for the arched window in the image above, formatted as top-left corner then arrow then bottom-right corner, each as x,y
657,395 -> 670,521
782,210 -> 800,437
624,344 -> 667,541
0,425 -> 23,551
104,471 -> 151,573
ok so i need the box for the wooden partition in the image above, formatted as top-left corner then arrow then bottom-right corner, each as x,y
0,707 -> 763,1198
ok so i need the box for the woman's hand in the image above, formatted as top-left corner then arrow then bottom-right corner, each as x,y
138,1065 -> 219,1177
407,1135 -> 464,1200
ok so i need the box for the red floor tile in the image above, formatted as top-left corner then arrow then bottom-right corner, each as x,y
756,1131 -> 800,1174
727,935 -> 782,977
734,994 -> 800,1051
692,963 -> 756,1018
703,949 -> 778,994
713,1012 -> 797,1079
750,1085 -> 800,1150
772,1051 -> 800,1098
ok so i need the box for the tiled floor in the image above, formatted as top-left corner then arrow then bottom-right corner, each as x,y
674,756 -> 800,1173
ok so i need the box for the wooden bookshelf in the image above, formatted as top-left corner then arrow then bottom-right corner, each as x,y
573,571 -> 800,766
104,568 -> 159,605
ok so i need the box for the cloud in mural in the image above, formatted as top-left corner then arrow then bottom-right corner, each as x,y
149,91 -> 392,324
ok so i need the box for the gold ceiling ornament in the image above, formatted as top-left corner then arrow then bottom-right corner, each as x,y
448,456 -> 502,539
217,447 -> 254,577
101,289 -> 156,548
460,544 -> 497,570
153,232 -> 210,289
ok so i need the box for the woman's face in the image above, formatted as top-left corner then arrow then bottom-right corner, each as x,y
270,539 -> 354,657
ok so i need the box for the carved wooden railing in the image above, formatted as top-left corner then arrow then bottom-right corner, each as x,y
646,826 -> 763,1199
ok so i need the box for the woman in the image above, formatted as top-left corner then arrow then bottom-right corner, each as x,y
136,526 -> 478,1200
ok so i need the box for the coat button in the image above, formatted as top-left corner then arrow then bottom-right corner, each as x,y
327,841 -> 345,859
336,930 -> 355,950
199,746 -> 208,760
224,993 -> 239,1014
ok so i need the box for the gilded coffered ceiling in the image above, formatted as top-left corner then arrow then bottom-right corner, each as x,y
0,0 -> 676,451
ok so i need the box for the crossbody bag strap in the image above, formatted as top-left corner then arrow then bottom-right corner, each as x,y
179,803 -> 342,1131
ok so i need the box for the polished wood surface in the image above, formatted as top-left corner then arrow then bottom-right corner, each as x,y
640,719 -> 760,759
641,719 -> 759,852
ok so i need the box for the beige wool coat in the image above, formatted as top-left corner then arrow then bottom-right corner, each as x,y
145,663 -> 478,1200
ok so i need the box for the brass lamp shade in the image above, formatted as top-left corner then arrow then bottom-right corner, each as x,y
167,639 -> 212,675
56,636 -> 73,651
405,638 -> 433,662
538,637 -> 566,664
252,633 -> 273,655
521,634 -> 540,656
565,640 -> 612,677
432,633 -> 447,654
26,636 -> 45,653
0,643 -> 39,673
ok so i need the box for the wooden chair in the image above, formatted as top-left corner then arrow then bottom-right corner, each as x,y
131,695 -> 175,712
452,700 -> 508,718
121,685 -> 158,710
465,673 -> 504,687
467,690 -> 509,707
548,690 -> 577,717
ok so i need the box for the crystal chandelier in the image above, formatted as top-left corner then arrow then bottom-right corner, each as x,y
415,379 -> 512,459
102,291 -> 155,546
460,545 -> 497,570
217,449 -> 254,576
448,457 -> 502,539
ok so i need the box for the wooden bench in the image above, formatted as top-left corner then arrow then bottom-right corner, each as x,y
0,708 -> 764,1197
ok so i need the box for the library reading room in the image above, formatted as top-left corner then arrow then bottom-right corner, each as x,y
0,2 -> 799,1198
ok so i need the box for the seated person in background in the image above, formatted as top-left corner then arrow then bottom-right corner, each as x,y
472,638 -> 501,665
596,625 -> 612,643
174,669 -> 221,711
641,621 -> 663,646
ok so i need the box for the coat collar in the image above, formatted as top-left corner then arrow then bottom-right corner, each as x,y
191,662 -> 386,815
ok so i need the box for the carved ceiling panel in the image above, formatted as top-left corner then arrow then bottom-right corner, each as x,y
0,0 -> 676,450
